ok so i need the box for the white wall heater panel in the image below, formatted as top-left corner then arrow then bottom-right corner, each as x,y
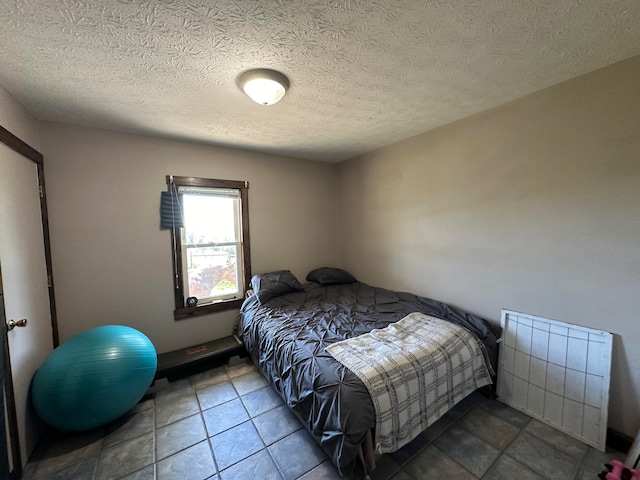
497,309 -> 612,451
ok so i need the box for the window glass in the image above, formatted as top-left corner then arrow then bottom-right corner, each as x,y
166,176 -> 250,318
182,189 -> 240,245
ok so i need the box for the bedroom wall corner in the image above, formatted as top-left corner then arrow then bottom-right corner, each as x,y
336,54 -> 640,438
0,85 -> 41,150
39,124 -> 340,354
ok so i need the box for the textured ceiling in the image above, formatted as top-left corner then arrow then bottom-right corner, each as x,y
1,1 -> 639,162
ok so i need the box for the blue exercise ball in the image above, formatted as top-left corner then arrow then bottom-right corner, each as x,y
31,325 -> 157,431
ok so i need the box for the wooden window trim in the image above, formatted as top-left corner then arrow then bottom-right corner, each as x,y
166,175 -> 251,320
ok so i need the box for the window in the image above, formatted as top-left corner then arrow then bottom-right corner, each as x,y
166,175 -> 251,319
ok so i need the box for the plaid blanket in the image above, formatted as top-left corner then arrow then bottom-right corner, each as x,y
325,312 -> 493,453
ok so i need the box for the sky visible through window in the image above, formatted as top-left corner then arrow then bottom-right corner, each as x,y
183,194 -> 237,245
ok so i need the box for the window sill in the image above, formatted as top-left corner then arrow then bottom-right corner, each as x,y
174,298 -> 244,320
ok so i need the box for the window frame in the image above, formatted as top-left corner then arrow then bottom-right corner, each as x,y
166,175 -> 251,320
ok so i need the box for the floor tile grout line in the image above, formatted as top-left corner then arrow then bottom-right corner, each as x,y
383,415 -> 465,480
212,403 -> 290,475
264,446 -> 287,480
394,397 -> 504,480
484,424 -> 576,480
25,363 -> 612,480
431,443 -> 482,479
246,377 -> 334,479
197,386 -> 292,442
571,443 -> 592,480
203,367 -> 278,477
204,425 -> 221,478
152,397 -> 158,480
515,418 -> 590,465
227,363 -> 309,479
92,431 -> 106,480
475,432 -> 520,479
192,374 -> 222,479
265,427 -> 312,480
452,399 -> 534,480
389,400 -> 478,471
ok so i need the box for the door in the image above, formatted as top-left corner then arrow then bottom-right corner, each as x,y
0,139 -> 54,474
1,286 -> 10,478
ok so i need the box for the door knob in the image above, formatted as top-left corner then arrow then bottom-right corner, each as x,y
7,318 -> 27,331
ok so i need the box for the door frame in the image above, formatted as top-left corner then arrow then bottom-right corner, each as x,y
1,291 -> 15,478
0,125 -> 59,478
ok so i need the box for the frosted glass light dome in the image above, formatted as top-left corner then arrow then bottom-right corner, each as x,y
238,69 -> 290,106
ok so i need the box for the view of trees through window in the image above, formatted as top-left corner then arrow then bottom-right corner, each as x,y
186,246 -> 238,298
182,192 -> 241,302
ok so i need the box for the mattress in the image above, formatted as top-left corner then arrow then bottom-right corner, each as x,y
237,281 -> 500,478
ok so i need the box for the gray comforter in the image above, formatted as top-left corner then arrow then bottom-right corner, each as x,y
237,281 -> 500,479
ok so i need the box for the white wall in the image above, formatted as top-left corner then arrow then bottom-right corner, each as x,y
338,55 -> 640,437
41,124 -> 339,354
0,86 -> 40,149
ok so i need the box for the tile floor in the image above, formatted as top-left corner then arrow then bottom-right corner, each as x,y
22,359 -> 625,480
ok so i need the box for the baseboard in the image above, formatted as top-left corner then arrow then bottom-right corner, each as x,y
607,427 -> 633,453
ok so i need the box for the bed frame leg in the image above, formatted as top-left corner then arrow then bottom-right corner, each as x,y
358,430 -> 376,479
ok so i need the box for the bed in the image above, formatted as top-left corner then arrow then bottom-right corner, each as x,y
236,268 -> 501,479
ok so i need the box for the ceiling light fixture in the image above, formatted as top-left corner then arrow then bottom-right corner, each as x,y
237,69 -> 289,106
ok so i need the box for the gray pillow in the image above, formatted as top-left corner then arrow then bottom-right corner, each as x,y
251,270 -> 303,304
306,267 -> 357,285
